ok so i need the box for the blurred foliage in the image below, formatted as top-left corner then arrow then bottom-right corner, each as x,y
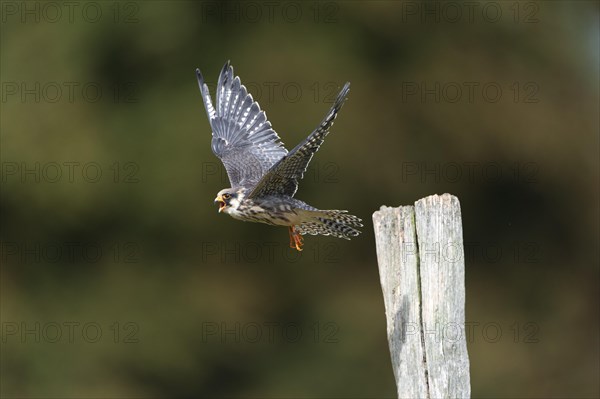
1,1 -> 598,397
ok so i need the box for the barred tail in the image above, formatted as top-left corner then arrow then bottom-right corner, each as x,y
296,210 -> 362,240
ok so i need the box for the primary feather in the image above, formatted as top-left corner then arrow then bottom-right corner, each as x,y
196,61 -> 288,188
248,82 -> 350,198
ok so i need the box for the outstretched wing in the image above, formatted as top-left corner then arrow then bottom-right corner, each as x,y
248,82 -> 350,199
196,61 -> 288,188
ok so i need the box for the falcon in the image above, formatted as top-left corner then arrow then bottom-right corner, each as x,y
195,61 -> 362,251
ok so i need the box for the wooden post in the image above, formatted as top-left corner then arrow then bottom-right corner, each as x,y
373,194 -> 470,399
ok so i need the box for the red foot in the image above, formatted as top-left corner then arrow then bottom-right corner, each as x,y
288,226 -> 304,252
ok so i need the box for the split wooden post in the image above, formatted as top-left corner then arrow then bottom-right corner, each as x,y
372,194 -> 471,399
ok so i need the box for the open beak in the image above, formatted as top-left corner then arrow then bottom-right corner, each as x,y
214,195 -> 226,213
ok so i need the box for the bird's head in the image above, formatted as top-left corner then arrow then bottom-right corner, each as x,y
214,188 -> 244,214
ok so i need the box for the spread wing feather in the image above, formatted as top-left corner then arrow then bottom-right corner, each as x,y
248,82 -> 351,199
196,61 -> 288,188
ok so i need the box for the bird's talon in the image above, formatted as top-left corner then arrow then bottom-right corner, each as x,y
294,233 -> 304,252
293,235 -> 303,251
288,226 -> 304,251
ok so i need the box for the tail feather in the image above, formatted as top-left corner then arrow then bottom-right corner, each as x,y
296,210 -> 362,240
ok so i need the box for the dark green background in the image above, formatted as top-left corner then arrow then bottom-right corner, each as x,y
1,1 -> 598,397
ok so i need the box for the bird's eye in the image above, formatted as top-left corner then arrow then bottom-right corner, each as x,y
222,193 -> 231,199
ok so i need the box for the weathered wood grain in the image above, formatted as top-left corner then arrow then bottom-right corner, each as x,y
373,194 -> 470,399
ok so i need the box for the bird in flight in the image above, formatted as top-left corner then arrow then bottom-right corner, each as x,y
195,61 -> 361,251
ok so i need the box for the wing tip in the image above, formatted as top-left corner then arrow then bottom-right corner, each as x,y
221,59 -> 231,71
337,82 -> 351,104
195,68 -> 205,87
220,60 -> 233,80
